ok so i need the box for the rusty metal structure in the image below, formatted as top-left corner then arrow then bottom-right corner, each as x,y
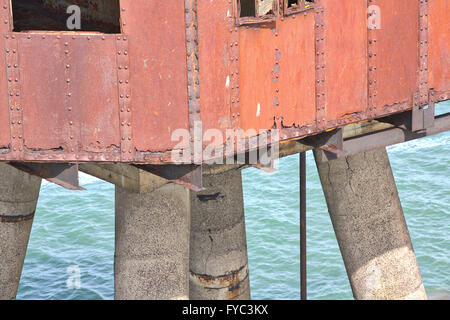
0,0 -> 448,301
0,0 -> 448,188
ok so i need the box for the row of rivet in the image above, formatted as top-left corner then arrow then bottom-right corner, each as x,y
5,34 -> 23,156
2,1 -> 10,29
272,26 -> 282,128
229,0 -> 241,129
120,5 -> 128,32
418,0 -> 429,106
116,35 -> 133,161
185,0 -> 201,141
117,4 -> 137,162
2,2 -> 13,159
367,0 -> 378,119
61,36 -> 77,159
272,46 -> 280,108
314,2 -> 327,131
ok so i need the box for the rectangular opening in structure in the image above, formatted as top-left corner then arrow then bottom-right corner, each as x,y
285,0 -> 315,15
11,0 -> 121,33
240,0 -> 256,17
238,0 -> 277,24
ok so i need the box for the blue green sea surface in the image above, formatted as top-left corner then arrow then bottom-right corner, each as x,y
17,101 -> 449,300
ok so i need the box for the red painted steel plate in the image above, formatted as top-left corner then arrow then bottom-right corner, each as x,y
324,0 -> 367,120
429,0 -> 449,94
68,35 -> 121,154
277,14 -> 316,128
376,0 -> 419,108
197,0 -> 233,145
18,33 -> 120,155
19,34 -> 71,151
121,0 -> 189,153
239,24 -> 279,132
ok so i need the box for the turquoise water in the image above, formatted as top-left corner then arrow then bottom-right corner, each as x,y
17,102 -> 449,300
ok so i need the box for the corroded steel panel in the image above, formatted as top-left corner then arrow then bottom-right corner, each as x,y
323,0 -> 367,122
277,14 -> 316,128
0,0 -> 448,165
239,24 -> 278,132
19,35 -> 69,151
67,35 -> 121,154
239,11 -> 317,132
376,0 -> 419,109
120,0 -> 189,153
429,0 -> 449,94
17,33 -> 120,159
197,0 -> 233,145
239,11 -> 322,130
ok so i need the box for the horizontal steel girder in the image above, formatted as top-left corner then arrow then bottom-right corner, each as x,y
8,162 -> 84,190
316,112 -> 450,162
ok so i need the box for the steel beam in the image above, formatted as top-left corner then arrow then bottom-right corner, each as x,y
8,162 -> 84,190
136,164 -> 203,191
316,113 -> 450,162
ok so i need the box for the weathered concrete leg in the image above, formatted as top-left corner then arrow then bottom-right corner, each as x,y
189,166 -> 250,300
115,183 -> 190,300
314,148 -> 427,300
0,163 -> 41,300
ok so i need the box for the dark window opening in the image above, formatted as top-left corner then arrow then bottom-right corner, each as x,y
11,0 -> 121,33
285,0 -> 315,15
240,0 -> 256,17
238,0 -> 278,24
288,0 -> 299,8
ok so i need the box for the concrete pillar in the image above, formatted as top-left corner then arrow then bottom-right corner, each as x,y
314,148 -> 427,300
114,183 -> 190,300
0,163 -> 41,300
189,166 -> 250,300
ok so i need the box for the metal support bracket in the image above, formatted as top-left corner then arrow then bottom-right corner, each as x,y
412,90 -> 436,132
250,161 -> 277,173
303,128 -> 343,162
249,144 -> 278,173
315,111 -> 450,162
9,162 -> 84,190
136,164 -> 203,191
